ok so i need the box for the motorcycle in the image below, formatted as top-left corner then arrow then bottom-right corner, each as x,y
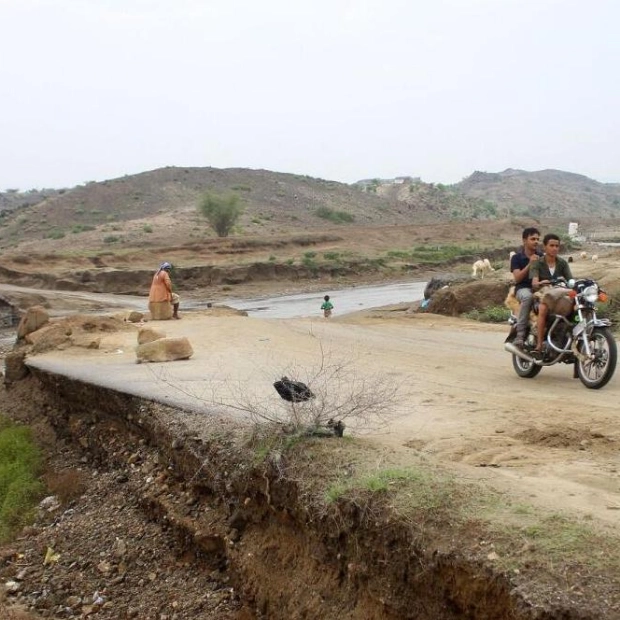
504,278 -> 617,389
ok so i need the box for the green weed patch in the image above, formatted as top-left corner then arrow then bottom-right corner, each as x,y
0,417 -> 44,542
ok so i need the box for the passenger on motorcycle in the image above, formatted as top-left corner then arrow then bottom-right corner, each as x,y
530,233 -> 574,359
509,227 -> 542,348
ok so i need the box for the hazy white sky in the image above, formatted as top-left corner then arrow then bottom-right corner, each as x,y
1,0 -> 618,190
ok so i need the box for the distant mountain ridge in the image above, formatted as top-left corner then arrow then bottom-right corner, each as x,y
453,168 -> 620,218
0,166 -> 619,252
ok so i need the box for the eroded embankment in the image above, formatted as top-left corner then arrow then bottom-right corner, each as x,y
9,368 -> 595,620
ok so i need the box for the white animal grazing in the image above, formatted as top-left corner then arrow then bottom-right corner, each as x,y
580,251 -> 587,259
591,254 -> 598,262
472,258 -> 494,279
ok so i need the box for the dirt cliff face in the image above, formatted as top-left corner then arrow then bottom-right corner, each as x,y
0,376 -> 563,619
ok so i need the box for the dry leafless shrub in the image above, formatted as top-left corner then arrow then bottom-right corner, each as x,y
148,344 -> 410,436
224,354 -> 404,435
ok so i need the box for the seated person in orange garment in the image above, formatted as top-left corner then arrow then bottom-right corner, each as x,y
149,262 -> 180,319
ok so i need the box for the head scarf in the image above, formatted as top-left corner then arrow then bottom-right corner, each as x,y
156,261 -> 172,274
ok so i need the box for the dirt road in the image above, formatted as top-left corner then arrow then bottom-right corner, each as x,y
25,306 -> 620,533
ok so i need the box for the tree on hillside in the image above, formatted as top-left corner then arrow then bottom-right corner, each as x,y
198,191 -> 244,237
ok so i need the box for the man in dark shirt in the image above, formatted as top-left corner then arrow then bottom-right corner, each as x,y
509,227 -> 542,348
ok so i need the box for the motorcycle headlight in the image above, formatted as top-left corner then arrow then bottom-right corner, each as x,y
582,285 -> 599,303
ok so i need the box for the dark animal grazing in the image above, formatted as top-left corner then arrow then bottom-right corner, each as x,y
273,376 -> 315,402
568,256 -> 573,263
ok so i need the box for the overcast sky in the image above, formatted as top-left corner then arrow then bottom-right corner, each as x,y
1,0 -> 618,191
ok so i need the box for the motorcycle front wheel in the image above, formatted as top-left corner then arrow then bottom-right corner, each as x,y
577,327 -> 618,389
512,354 -> 542,378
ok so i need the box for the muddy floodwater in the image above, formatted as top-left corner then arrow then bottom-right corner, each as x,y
0,279 -> 427,321
220,280 -> 427,318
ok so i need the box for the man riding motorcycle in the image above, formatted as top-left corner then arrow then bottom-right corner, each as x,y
529,233 -> 573,359
504,239 -> 616,389
509,227 -> 542,349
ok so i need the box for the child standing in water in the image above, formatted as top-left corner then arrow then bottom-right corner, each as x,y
320,295 -> 334,318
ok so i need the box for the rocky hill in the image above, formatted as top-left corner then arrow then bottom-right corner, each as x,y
453,168 -> 620,219
359,177 -> 505,220
0,167 -> 500,253
2,166 -> 620,258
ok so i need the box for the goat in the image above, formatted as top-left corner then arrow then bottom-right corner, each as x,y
591,254 -> 598,262
580,251 -> 587,259
472,258 -> 494,279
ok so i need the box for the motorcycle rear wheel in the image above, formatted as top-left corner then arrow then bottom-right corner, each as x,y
577,327 -> 617,389
512,354 -> 542,378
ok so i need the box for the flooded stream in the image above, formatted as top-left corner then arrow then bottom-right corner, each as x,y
0,279 -> 428,321
219,280 -> 427,318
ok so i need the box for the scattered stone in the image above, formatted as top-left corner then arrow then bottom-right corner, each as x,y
135,337 -> 193,363
15,568 -> 28,581
128,311 -> 145,323
72,335 -> 102,349
39,496 -> 61,513
112,537 -> 127,559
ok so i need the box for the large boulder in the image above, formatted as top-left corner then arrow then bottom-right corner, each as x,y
135,337 -> 193,363
17,305 -> 49,340
427,280 -> 511,317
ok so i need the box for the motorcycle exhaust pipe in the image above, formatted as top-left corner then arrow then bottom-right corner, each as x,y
504,342 -> 537,363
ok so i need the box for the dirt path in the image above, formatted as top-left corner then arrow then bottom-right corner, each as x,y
23,306 -> 620,533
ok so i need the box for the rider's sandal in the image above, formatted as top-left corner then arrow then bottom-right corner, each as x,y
530,350 -> 543,360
